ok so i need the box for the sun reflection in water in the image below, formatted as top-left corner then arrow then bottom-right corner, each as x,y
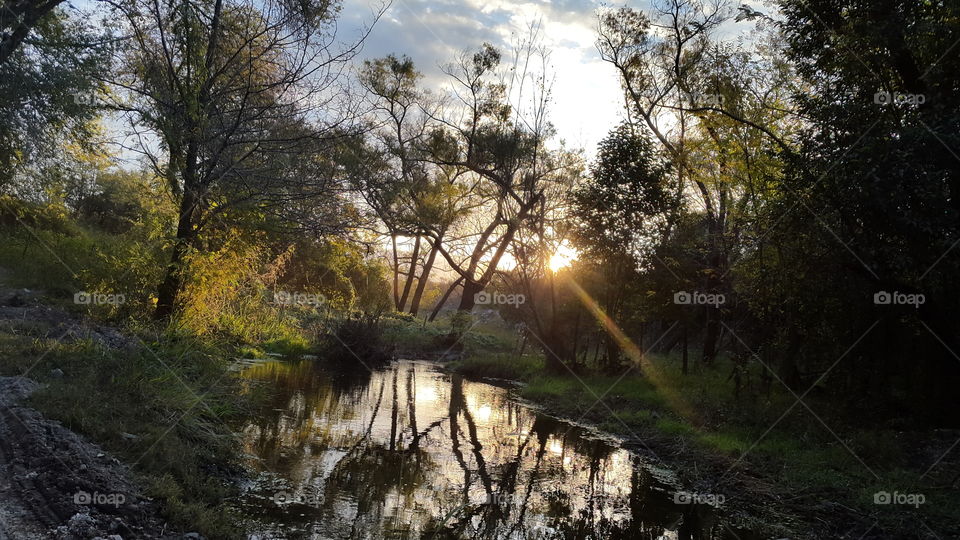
236,359 -> 732,539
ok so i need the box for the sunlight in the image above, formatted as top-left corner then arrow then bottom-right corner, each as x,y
415,384 -> 438,403
549,244 -> 577,272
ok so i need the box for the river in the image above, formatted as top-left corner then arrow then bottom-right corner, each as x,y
233,358 -> 757,539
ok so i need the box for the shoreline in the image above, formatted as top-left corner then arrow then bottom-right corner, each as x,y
441,354 -> 958,539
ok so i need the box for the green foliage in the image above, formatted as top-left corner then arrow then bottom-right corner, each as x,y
573,123 -> 674,260
0,180 -> 171,320
751,0 -> 960,418
448,310 -> 474,339
277,237 -> 391,314
176,234 -> 308,347
0,8 -> 114,184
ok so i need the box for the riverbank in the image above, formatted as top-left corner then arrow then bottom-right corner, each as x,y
446,350 -> 960,539
0,287 -> 250,538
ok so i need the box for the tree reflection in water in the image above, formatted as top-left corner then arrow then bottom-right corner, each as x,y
236,359 -> 756,540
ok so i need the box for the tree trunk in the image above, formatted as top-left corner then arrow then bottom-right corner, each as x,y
428,277 -> 464,322
701,305 -> 720,364
541,324 -> 571,374
701,217 -> 725,364
0,0 -> 64,66
457,280 -> 483,311
398,234 -> 420,311
155,189 -> 198,319
682,323 -> 689,375
604,335 -> 620,372
391,234 -> 400,310
409,239 -> 439,316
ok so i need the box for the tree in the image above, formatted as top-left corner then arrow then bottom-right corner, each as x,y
1,0 -> 66,64
570,123 -> 674,370
423,36 -> 558,313
356,54 -> 457,316
752,0 -> 960,417
109,0 -> 374,318
597,0 -> 797,364
0,7 -> 112,186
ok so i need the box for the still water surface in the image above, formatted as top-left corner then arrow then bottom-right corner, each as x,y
234,358 -> 755,539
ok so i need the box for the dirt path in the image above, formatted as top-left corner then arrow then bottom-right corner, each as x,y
0,376 -> 177,539
0,281 -> 181,539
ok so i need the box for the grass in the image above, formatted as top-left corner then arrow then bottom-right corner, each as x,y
0,202 -> 318,537
0,323 -> 248,538
446,348 -> 960,535
380,311 -> 517,357
447,353 -> 543,381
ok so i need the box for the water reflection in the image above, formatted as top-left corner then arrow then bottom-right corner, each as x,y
236,359 -> 753,539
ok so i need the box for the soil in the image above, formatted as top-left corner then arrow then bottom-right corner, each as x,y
0,376 -> 181,539
0,284 -> 190,539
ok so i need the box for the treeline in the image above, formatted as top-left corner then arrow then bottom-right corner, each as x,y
502,0 -> 960,425
2,0 -> 959,424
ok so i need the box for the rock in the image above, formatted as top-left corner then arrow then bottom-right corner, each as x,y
120,432 -> 138,441
183,533 -> 204,539
50,368 -> 64,378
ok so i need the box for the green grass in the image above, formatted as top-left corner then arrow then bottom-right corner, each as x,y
450,347 -> 960,534
0,328 -> 247,539
447,353 -> 543,381
381,312 -> 517,356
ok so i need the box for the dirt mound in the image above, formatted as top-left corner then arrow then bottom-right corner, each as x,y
0,377 -> 176,539
0,297 -> 137,350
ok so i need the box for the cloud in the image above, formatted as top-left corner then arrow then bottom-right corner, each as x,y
339,0 -> 626,156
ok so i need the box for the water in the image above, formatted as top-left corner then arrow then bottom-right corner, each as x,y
234,358 -> 756,539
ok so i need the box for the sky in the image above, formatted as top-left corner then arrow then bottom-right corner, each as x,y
336,0 -> 632,157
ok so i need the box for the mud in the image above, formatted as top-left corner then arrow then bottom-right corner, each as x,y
0,284 -> 185,539
0,376 -> 182,539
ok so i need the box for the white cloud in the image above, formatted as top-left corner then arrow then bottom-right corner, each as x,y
340,0 -> 625,156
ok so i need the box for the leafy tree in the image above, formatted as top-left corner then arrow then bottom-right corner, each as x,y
0,7 -> 111,185
356,55 -> 460,316
109,0 -> 370,318
424,40 -> 558,313
754,0 -> 960,417
570,123 -> 674,369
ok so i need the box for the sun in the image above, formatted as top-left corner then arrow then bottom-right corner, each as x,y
549,245 -> 577,272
